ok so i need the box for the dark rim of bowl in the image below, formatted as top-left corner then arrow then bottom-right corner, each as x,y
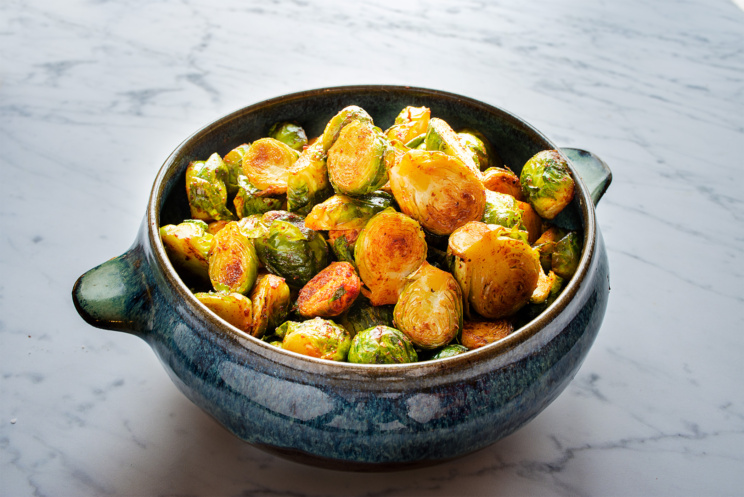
147,85 -> 596,376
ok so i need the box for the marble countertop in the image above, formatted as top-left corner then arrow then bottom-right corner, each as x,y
2,0 -> 743,495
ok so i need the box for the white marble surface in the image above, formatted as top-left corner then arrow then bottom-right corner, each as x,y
2,0 -> 743,495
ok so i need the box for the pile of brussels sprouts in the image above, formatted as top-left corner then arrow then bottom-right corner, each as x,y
160,105 -> 581,364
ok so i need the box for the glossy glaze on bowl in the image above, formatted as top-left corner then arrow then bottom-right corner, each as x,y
73,86 -> 611,471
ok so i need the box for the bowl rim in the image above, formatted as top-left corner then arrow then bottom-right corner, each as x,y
146,84 -> 597,376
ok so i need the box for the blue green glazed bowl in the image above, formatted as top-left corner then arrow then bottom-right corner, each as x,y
72,86 -> 611,471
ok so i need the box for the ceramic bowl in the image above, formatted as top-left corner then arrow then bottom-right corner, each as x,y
72,85 -> 611,471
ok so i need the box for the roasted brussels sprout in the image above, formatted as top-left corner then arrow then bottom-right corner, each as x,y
482,167 -> 524,200
208,221 -> 259,294
296,262 -> 361,318
159,220 -> 213,281
281,317 -> 352,361
520,149 -> 575,219
249,273 -> 291,338
347,326 -> 418,364
304,191 -> 394,231
458,128 -> 496,171
393,262 -> 462,349
286,140 -> 333,215
552,230 -> 581,279
515,271 -> 565,328
482,191 -> 524,230
321,105 -> 374,152
355,208 -> 428,306
461,319 -> 514,349
448,221 -> 541,319
327,120 -> 390,196
430,344 -> 469,360
337,295 -> 394,337
255,216 -> 329,288
424,118 -> 481,178
267,121 -> 308,151
223,144 -> 250,195
233,175 -> 283,218
242,138 -> 299,193
389,149 -> 486,236
207,220 -> 230,235
194,291 -> 253,333
327,229 -> 360,266
185,153 -> 235,221
385,106 -> 431,144
530,268 -> 561,304
237,214 -> 269,239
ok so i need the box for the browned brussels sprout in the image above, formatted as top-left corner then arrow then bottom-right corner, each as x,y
520,149 -> 575,219
223,144 -> 250,195
354,208 -> 428,306
393,262 -> 462,349
482,167 -> 524,200
249,273 -> 291,338
159,220 -> 213,281
327,229 -> 360,266
208,221 -> 259,294
296,262 -> 361,318
430,344 -> 469,360
337,295 -> 394,337
348,326 -> 418,364
233,175 -> 284,218
385,106 -> 431,144
207,220 -> 230,235
424,118 -> 481,178
185,153 -> 235,221
194,291 -> 253,333
287,140 -> 333,215
530,268 -> 561,304
268,121 -> 308,151
281,317 -> 352,361
327,120 -> 390,196
255,215 -> 329,288
448,221 -> 541,319
461,319 -> 514,349
242,138 -> 299,193
304,191 -> 394,231
321,105 -> 374,152
389,149 -> 486,236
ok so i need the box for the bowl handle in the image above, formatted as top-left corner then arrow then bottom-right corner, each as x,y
72,243 -> 153,336
560,148 -> 613,206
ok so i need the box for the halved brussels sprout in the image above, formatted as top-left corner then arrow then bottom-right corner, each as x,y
483,167 -> 524,200
461,319 -> 514,349
458,128 -> 496,171
321,105 -> 374,153
448,221 -> 541,319
208,221 -> 259,294
430,344 -> 469,360
233,175 -> 284,218
347,326 -> 418,364
159,220 -> 213,281
207,220 -> 230,235
185,153 -> 235,221
194,291 -> 252,333
389,149 -> 486,236
223,144 -> 250,195
267,121 -> 308,151
393,262 -> 462,349
281,317 -> 352,361
385,106 -> 431,144
337,295 -> 394,338
242,138 -> 299,193
304,191 -> 394,231
327,120 -> 390,196
296,262 -> 361,318
354,208 -> 428,306
520,149 -> 575,219
249,273 -> 291,338
552,230 -> 581,279
424,118 -> 481,178
286,140 -> 333,215
255,217 -> 329,288
327,229 -> 360,266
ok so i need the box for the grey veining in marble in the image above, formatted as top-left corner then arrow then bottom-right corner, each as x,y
2,0 -> 744,495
